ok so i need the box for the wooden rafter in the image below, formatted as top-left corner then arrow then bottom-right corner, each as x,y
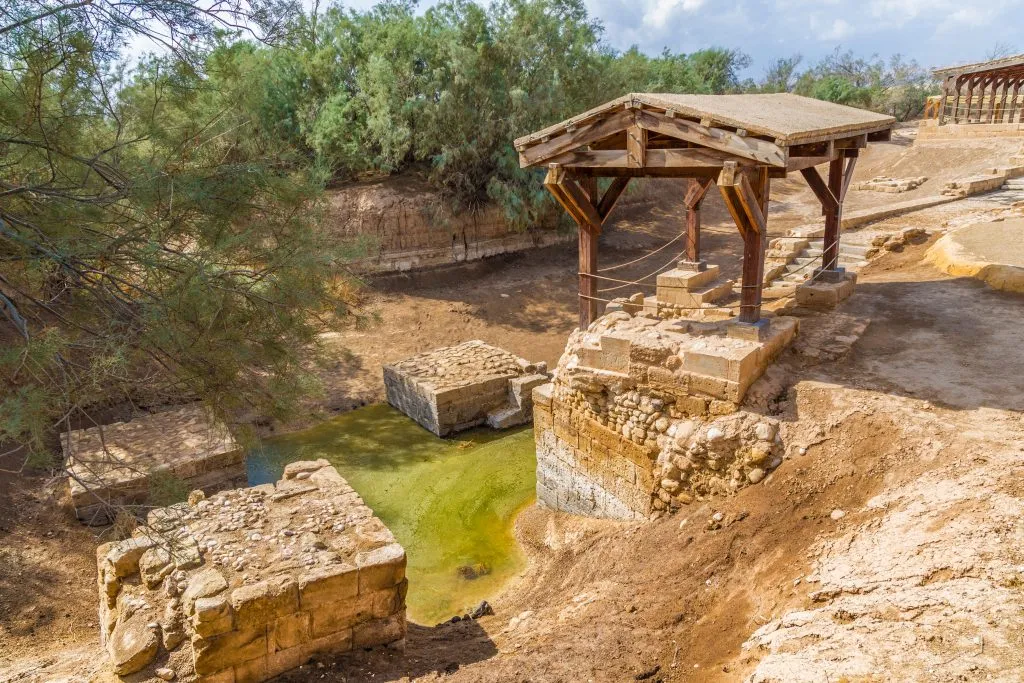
634,110 -> 786,167
520,110 -> 634,167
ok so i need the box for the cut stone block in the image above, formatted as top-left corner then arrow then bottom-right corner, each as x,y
384,340 -> 550,436
62,405 -> 245,524
656,265 -> 720,290
97,461 -> 406,683
796,273 -> 857,309
658,279 -> 735,307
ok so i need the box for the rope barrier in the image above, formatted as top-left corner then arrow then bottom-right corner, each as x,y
596,232 -> 687,273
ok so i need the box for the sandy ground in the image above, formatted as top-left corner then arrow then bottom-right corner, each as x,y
2,135 -> 1024,682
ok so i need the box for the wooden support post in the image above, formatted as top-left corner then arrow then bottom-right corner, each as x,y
998,79 -> 1010,122
951,77 -> 964,123
682,178 -> 713,265
938,78 -> 950,124
987,78 -> 1000,123
964,78 -> 976,122
718,162 -> 769,324
821,156 -> 844,272
579,225 -> 598,330
1007,80 -> 1021,123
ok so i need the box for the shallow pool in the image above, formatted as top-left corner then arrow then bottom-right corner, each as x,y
247,404 -> 536,625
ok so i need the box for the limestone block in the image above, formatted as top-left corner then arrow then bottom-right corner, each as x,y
658,279 -> 734,307
108,612 -> 160,675
97,462 -> 405,683
62,405 -> 243,522
656,266 -> 720,290
384,340 -> 549,436
796,274 -> 857,309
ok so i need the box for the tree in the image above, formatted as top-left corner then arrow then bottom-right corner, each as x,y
0,1 -> 358,467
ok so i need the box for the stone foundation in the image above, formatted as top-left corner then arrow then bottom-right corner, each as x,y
63,406 -> 245,524
534,311 -> 796,520
796,273 -> 857,309
383,340 -> 550,436
97,461 -> 406,682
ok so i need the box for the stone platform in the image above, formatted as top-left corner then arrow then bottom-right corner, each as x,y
383,340 -> 550,436
796,272 -> 857,309
97,460 -> 406,682
63,406 -> 245,523
534,311 -> 796,520
926,218 -> 1024,294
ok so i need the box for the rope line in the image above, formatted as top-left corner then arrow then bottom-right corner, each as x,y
580,235 -> 847,313
595,248 -> 688,293
596,231 -> 688,273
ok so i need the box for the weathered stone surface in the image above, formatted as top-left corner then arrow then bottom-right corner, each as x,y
535,311 -> 796,521
97,462 -> 406,683
107,612 -> 159,675
62,405 -> 246,522
796,274 -> 857,309
383,340 -> 550,436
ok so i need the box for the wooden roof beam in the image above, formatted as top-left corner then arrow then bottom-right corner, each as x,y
635,109 -> 787,167
520,110 -> 635,167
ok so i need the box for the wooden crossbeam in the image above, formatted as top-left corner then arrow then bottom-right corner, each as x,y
800,167 -> 839,215
787,156 -> 832,172
520,110 -> 634,166
634,110 -> 787,167
547,148 -> 756,169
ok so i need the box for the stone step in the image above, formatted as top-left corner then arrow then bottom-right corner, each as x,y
1003,181 -> 1024,190
805,241 -> 870,257
486,405 -> 529,429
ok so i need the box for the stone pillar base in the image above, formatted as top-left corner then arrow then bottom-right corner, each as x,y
796,273 -> 857,309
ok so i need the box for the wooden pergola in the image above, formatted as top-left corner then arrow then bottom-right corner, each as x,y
934,54 -> 1024,125
515,93 -> 896,329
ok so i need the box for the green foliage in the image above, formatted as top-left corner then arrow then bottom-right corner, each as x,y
1,1 -> 360,466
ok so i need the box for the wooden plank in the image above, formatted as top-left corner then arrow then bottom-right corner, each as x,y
787,156 -> 831,172
735,171 -> 767,235
579,225 -> 598,329
683,178 -> 713,262
867,129 -> 892,142
634,109 -> 787,167
597,177 -> 631,221
799,167 -> 839,215
833,134 -> 867,149
718,164 -> 769,323
557,176 -> 603,230
520,110 -> 634,167
547,148 -> 752,169
821,157 -> 843,271
626,125 -> 646,168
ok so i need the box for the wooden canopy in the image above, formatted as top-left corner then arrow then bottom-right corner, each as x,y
932,54 -> 1024,125
516,93 -> 896,329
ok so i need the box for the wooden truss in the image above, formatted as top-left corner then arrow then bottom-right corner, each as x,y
519,95 -> 893,329
934,56 -> 1024,125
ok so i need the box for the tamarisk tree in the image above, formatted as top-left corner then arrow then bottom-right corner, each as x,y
0,0 -> 358,465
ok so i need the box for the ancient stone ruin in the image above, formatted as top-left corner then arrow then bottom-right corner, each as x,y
534,311 -> 795,520
63,405 -> 246,524
384,340 -> 550,436
850,176 -> 927,193
97,460 -> 406,682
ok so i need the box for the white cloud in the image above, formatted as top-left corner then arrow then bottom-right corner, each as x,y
822,18 -> 852,40
641,0 -> 707,28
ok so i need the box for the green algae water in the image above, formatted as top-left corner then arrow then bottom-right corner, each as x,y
246,404 -> 536,625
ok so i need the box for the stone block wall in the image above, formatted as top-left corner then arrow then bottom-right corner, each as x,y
534,311 -> 795,520
97,461 -> 406,682
384,340 -> 549,436
63,405 -> 246,523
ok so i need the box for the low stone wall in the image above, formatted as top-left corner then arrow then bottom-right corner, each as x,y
326,178 -> 572,274
97,460 -> 406,682
918,121 -> 1024,139
534,311 -> 796,520
63,406 -> 245,524
384,340 -> 550,436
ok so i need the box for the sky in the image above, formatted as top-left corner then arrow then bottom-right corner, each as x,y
331,0 -> 1024,75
